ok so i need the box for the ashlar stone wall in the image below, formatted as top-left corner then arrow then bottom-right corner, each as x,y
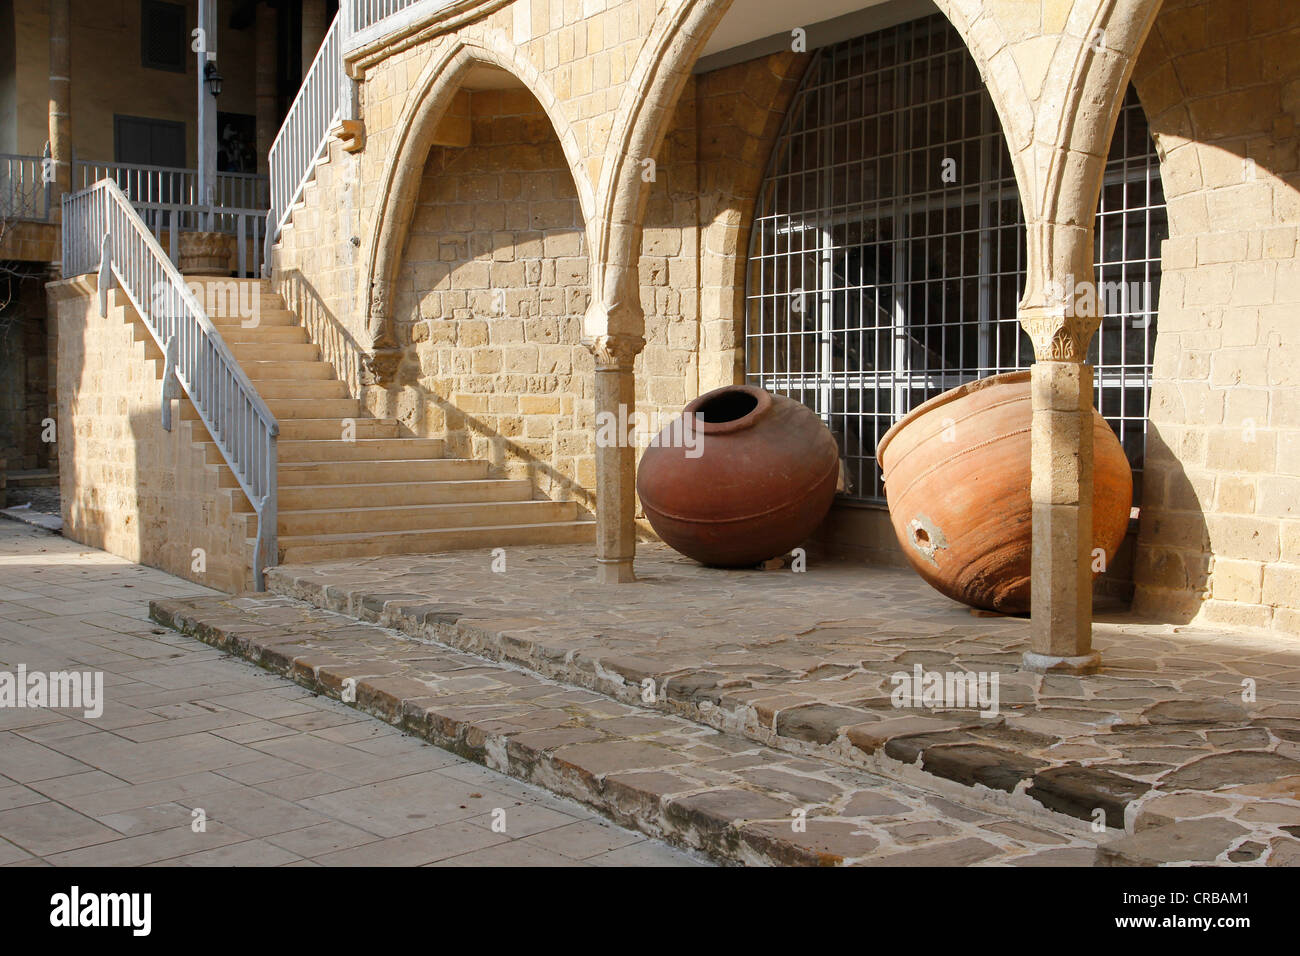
1132,0 -> 1300,633
387,87 -> 597,503
52,279 -> 249,593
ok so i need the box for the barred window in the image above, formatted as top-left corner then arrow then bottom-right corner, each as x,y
141,0 -> 187,73
745,14 -> 1166,505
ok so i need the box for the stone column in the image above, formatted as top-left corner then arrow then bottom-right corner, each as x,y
47,0 -> 72,220
1019,221 -> 1101,674
301,0 -> 328,80
589,333 -> 644,584
254,1 -> 276,176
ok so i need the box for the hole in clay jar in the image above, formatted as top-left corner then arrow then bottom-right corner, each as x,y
697,390 -> 759,424
914,527 -> 931,545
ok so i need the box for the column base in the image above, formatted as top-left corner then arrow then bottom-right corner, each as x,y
1021,650 -> 1101,675
595,558 -> 637,584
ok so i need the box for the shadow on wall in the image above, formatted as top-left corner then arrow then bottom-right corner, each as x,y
278,269 -> 371,399
371,83 -> 599,510
1128,0 -> 1300,629
277,268 -> 600,519
1133,425 -> 1212,623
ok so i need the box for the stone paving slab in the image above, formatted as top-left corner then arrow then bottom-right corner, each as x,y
151,592 -> 1112,865
0,521 -> 700,867
261,544 -> 1300,864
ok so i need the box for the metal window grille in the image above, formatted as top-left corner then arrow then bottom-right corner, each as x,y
140,0 -> 188,73
745,14 -> 1167,505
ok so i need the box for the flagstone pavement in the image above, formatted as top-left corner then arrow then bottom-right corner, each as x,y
260,542 -> 1300,865
0,520 -> 704,866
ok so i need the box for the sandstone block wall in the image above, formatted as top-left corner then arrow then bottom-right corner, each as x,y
390,87 -> 597,502
52,278 -> 249,592
1132,0 -> 1300,633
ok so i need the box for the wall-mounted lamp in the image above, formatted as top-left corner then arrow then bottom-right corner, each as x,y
204,61 -> 224,97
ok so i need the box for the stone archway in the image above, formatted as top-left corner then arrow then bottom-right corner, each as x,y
361,35 -> 594,360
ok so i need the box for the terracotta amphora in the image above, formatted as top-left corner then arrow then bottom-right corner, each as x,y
876,370 -> 1133,613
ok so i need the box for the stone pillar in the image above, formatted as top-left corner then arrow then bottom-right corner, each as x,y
301,0 -> 328,80
1019,221 -> 1102,674
1026,357 -> 1098,671
589,333 -> 644,584
254,1 -> 276,176
47,0 -> 72,220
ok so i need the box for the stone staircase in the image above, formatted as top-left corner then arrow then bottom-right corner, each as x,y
184,276 -> 593,568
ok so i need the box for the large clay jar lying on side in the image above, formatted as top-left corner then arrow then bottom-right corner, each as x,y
876,370 -> 1132,614
638,384 -> 840,567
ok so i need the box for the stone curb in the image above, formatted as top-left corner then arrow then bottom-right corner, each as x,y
150,595 -> 1101,867
267,568 -> 1184,829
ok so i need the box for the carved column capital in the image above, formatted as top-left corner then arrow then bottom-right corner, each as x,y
586,333 -> 645,369
1019,218 -> 1101,363
1020,304 -> 1092,363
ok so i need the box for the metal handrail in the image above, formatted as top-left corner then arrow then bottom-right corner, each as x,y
264,10 -> 344,269
349,0 -> 425,39
262,1 -> 432,271
129,201 -> 268,277
62,179 -> 280,590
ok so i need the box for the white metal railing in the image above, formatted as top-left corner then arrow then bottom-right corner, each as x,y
350,0 -> 425,38
62,179 -> 279,590
131,202 -> 268,278
264,10 -> 344,268
74,158 -> 269,210
263,0 -> 436,271
1,149 -> 52,221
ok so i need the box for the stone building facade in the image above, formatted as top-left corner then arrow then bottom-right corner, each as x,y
35,0 -> 1300,674
263,0 -> 1299,660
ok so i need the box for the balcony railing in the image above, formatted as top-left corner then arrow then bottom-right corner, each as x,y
1,150 -> 52,222
74,158 -> 269,211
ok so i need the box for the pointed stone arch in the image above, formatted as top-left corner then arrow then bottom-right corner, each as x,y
361,33 -> 594,356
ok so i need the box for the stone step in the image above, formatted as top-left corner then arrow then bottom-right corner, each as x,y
272,520 -> 596,563
230,478 -> 536,512
181,397 -> 363,425
242,361 -> 337,381
230,341 -> 319,362
267,457 -> 490,487
245,380 -> 350,400
278,438 -> 446,463
150,593 -> 1095,867
250,398 -> 365,420
272,418 -> 400,441
264,552 -> 1175,839
274,499 -> 578,537
202,437 -> 447,466
224,326 -> 312,345
211,308 -> 297,327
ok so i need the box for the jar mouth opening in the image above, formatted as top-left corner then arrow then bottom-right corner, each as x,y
683,385 -> 773,434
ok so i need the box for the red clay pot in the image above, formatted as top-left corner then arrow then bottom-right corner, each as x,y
876,370 -> 1133,614
637,384 -> 840,567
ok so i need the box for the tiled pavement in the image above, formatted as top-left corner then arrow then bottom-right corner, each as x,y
0,521 -> 704,866
153,589 -> 1108,866
251,543 -> 1300,865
